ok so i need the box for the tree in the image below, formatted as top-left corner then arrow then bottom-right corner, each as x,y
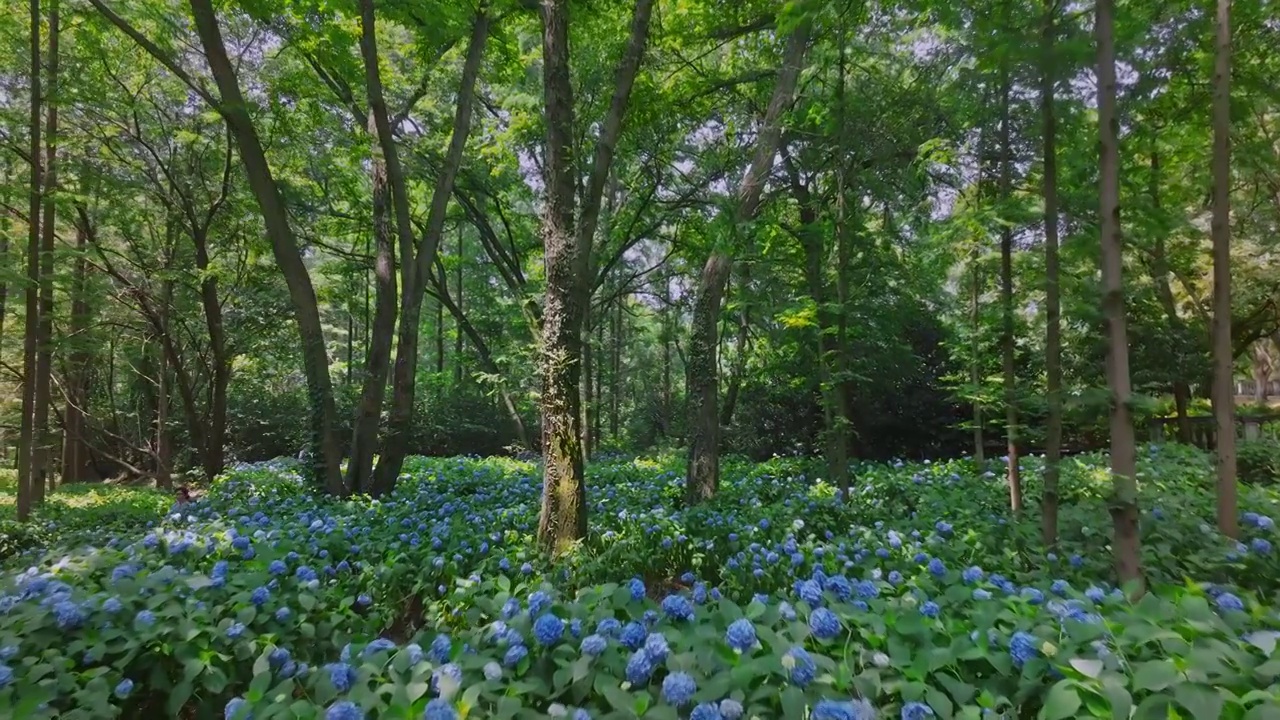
536,0 -> 656,552
1096,0 -> 1142,590
1211,0 -> 1237,538
685,14 -> 811,504
1040,0 -> 1063,547
17,0 -> 42,522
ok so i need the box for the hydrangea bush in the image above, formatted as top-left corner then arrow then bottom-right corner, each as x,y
1,445 -> 1279,718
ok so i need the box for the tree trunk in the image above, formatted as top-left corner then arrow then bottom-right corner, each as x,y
1211,0 -> 1237,538
1097,0 -> 1143,591
62,203 -> 94,484
998,41 -> 1021,514
611,296 -> 622,439
537,0 -> 655,550
346,111 -> 398,494
832,26 -> 853,499
1041,0 -> 1063,547
455,227 -> 465,384
436,296 -> 445,374
593,319 -> 604,446
686,20 -> 811,504
188,0 -> 344,494
970,252 -> 984,461
372,11 -> 489,493
536,0 -> 587,552
719,292 -> 749,429
193,227 -> 229,481
32,0 -> 59,501
156,279 -> 173,489
0,160 -> 11,353
581,307 -> 593,463
660,275 -> 671,438
1146,144 -> 1193,444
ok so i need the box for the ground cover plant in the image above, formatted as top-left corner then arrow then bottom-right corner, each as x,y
1,445 -> 1278,719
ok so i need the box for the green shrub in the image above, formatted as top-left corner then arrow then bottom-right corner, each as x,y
1238,438 -> 1280,485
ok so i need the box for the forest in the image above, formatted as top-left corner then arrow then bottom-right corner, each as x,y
0,0 -> 1279,717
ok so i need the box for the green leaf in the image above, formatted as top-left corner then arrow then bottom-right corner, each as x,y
1069,658 -> 1104,679
1040,681 -> 1081,720
1173,684 -> 1224,720
1132,659 -> 1179,691
781,687 -> 806,719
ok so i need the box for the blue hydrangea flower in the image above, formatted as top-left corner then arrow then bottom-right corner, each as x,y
226,622 -> 246,639
1050,579 -> 1070,596
268,560 -> 287,576
325,700 -> 362,720
809,607 -> 841,640
428,635 -> 452,663
625,649 -> 655,684
225,697 -> 252,719
1021,588 -> 1045,605
621,621 -> 647,650
501,598 -> 520,619
502,644 -> 527,667
114,678 -> 134,698
962,566 -> 984,584
1085,586 -> 1105,603
661,594 -> 694,621
901,701 -> 935,720
422,699 -> 458,720
581,634 -> 607,656
597,618 -> 622,638
812,699 -> 876,720
920,601 -> 940,618
785,646 -> 816,686
0,665 -> 10,689
661,671 -> 696,706
927,558 -> 946,577
1010,632 -> 1038,668
1215,593 -> 1245,613
327,662 -> 357,692
719,699 -> 744,720
363,638 -> 396,657
644,632 -> 670,662
973,589 -> 992,601
779,601 -> 797,621
135,610 -> 155,627
528,590 -> 552,616
691,703 -> 723,720
251,586 -> 270,606
534,614 -> 565,645
797,579 -> 824,606
725,618 -> 756,652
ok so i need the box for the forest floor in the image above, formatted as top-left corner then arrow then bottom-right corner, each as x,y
0,446 -> 1278,719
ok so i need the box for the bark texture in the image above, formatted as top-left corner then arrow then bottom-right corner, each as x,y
17,0 -> 40,521
685,20 -> 811,504
1041,0 -> 1063,547
536,0 -> 655,551
1211,0 -> 1237,538
1097,0 -> 1143,591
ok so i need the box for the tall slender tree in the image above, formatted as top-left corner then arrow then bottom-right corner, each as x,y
1096,0 -> 1142,589
685,18 -> 811,504
1040,0 -> 1063,546
1211,0 -> 1237,538
17,0 -> 43,522
998,30 -> 1021,514
536,0 -> 656,551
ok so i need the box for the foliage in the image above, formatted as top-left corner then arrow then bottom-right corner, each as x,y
1,448 -> 1279,718
1237,439 -> 1280,486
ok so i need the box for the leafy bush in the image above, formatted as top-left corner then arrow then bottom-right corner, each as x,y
1238,439 -> 1280,485
1,447 -> 1279,718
